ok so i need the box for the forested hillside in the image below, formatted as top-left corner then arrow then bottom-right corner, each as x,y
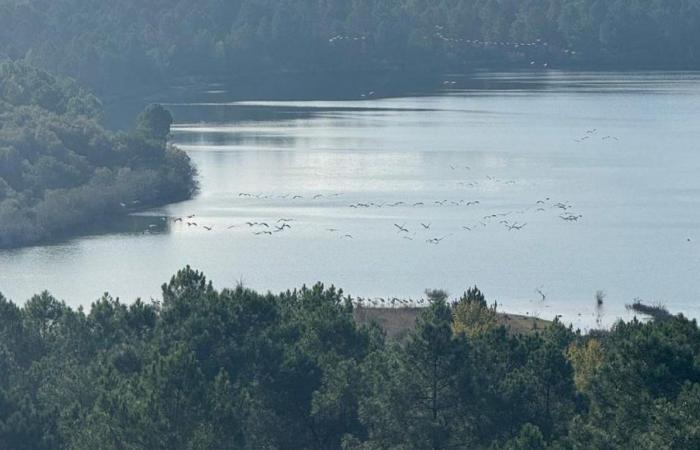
0,61 -> 197,248
0,0 -> 698,92
0,268 -> 698,449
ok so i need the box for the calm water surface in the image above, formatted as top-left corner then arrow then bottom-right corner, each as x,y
2,71 -> 700,330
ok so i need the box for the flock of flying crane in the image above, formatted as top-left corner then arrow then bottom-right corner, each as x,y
162,160 -> 585,244
330,29 -> 575,71
573,128 -> 620,143
131,118 -> 634,245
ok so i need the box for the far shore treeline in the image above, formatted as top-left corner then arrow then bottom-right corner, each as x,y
1,0 -> 699,94
0,267 -> 699,449
0,61 -> 197,248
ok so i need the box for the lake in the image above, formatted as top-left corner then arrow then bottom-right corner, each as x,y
2,71 -> 699,330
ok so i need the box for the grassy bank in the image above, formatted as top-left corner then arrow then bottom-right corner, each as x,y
354,306 -> 551,340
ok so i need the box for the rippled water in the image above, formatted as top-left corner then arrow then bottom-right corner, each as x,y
2,71 -> 700,330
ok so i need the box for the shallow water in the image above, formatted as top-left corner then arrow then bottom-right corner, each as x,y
2,71 -> 700,331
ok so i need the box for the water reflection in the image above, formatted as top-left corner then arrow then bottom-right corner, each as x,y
3,71 -> 700,331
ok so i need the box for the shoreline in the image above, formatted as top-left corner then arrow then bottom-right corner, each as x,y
353,306 -> 552,339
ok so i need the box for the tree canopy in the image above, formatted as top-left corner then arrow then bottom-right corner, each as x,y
0,61 -> 197,248
0,0 -> 697,93
0,268 -> 698,449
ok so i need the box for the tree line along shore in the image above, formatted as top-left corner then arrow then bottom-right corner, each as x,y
0,60 -> 198,249
0,267 -> 698,449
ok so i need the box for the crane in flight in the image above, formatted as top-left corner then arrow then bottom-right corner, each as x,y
394,223 -> 409,233
506,222 -> 527,231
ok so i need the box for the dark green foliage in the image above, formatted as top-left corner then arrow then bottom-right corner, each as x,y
0,273 -> 698,449
461,286 -> 486,306
499,424 -> 547,450
357,299 -> 475,449
0,0 -> 696,93
569,316 -> 700,449
137,104 -> 173,141
0,61 -> 197,248
0,60 -> 102,118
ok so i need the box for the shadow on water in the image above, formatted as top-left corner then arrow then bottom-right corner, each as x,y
0,215 -> 170,255
103,70 -> 442,130
103,69 -> 699,130
71,214 -> 171,241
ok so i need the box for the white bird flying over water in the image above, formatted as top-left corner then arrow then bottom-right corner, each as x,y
394,223 -> 409,233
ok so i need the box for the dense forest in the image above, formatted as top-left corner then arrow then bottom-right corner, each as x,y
0,61 -> 197,248
0,267 -> 698,449
1,3 -> 699,449
0,0 -> 698,93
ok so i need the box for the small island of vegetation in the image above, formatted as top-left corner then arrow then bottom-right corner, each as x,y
0,268 -> 698,449
0,61 -> 197,248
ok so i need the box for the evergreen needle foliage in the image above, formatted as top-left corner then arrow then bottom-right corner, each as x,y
1,268 -> 699,449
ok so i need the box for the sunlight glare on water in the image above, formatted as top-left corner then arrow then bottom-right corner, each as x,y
1,71 -> 700,331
